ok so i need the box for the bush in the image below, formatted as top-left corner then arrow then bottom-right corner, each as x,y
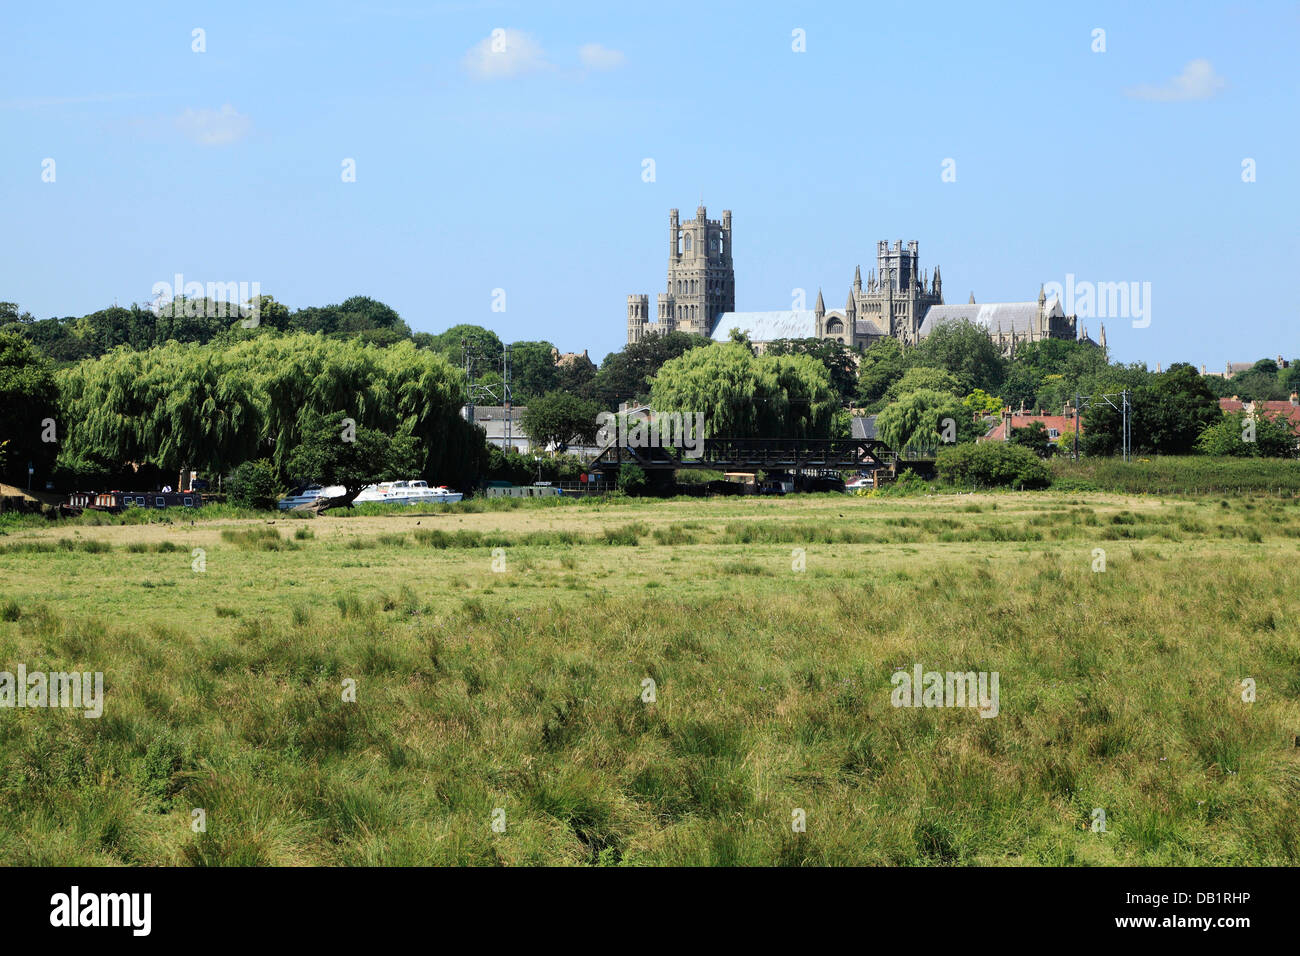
617,463 -> 647,495
937,443 -> 1052,490
228,460 -> 281,510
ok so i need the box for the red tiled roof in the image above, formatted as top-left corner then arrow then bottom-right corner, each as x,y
1219,398 -> 1300,434
981,414 -> 1082,442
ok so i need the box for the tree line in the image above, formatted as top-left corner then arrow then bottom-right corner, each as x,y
3,294 -> 1295,498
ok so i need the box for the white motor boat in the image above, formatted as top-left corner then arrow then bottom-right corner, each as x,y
277,484 -> 347,510
354,480 -> 463,506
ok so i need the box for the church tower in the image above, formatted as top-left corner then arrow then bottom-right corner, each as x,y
631,206 -> 734,343
665,206 -> 735,337
848,240 -> 943,347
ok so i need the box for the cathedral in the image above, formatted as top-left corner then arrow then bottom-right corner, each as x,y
626,206 -> 734,343
625,205 -> 1088,356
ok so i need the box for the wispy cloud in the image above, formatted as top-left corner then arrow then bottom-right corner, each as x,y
462,28 -> 551,79
578,43 -> 625,71
1125,59 -> 1225,102
174,104 -> 252,146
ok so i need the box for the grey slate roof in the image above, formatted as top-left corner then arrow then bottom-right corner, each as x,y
710,310 -> 817,342
855,318 -> 886,337
850,415 -> 878,440
918,298 -> 1064,338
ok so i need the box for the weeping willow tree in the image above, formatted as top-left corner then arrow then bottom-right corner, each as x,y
649,343 -> 836,439
58,343 -> 263,486
56,333 -> 479,488
874,388 -> 967,454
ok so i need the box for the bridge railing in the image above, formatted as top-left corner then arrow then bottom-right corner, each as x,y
587,436 -> 893,470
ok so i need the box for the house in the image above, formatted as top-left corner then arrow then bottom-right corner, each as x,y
1218,393 -> 1300,438
465,404 -> 532,453
979,405 -> 1083,445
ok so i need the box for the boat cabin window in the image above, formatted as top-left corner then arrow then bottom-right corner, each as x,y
184,497 -> 194,507
155,498 -> 166,508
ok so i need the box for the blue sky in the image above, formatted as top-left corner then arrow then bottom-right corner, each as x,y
2,0 -> 1296,368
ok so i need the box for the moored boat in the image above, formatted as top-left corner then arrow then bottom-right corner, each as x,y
354,480 -> 463,506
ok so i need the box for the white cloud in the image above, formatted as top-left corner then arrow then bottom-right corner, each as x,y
175,104 -> 252,145
462,28 -> 550,79
1125,59 -> 1225,102
578,43 -> 625,71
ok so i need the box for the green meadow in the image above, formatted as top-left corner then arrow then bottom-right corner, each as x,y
1,491 -> 1298,865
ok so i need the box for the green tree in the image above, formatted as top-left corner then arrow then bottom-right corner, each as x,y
1009,421 -> 1053,458
521,391 -> 601,451
875,388 -> 967,452
0,332 -> 59,485
766,337 -> 859,405
1196,410 -> 1297,458
855,337 -> 908,407
617,462 -> 647,494
556,354 -> 598,397
425,324 -> 503,363
937,442 -> 1052,489
508,341 -> 560,403
883,366 -> 962,404
908,319 -> 1006,393
649,344 -> 836,439
589,331 -> 710,410
1083,364 -> 1214,456
286,410 -> 418,504
228,459 -> 281,509
962,388 -> 1004,416
1224,358 -> 1288,402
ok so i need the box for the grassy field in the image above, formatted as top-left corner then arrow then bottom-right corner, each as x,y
1,490 -> 1298,865
1049,455 -> 1300,495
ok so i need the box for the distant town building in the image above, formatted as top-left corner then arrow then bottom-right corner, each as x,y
979,405 -> 1084,444
466,405 -> 532,453
625,205 -> 1088,357
627,205 -> 734,343
1202,357 -> 1291,379
919,287 -> 1090,356
1219,394 -> 1300,441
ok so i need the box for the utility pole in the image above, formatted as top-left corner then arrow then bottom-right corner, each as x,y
463,339 -> 515,453
1073,391 -> 1132,462
503,343 -> 513,453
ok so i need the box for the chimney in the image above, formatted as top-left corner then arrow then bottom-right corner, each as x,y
1002,407 -> 1012,442
1291,392 -> 1299,407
